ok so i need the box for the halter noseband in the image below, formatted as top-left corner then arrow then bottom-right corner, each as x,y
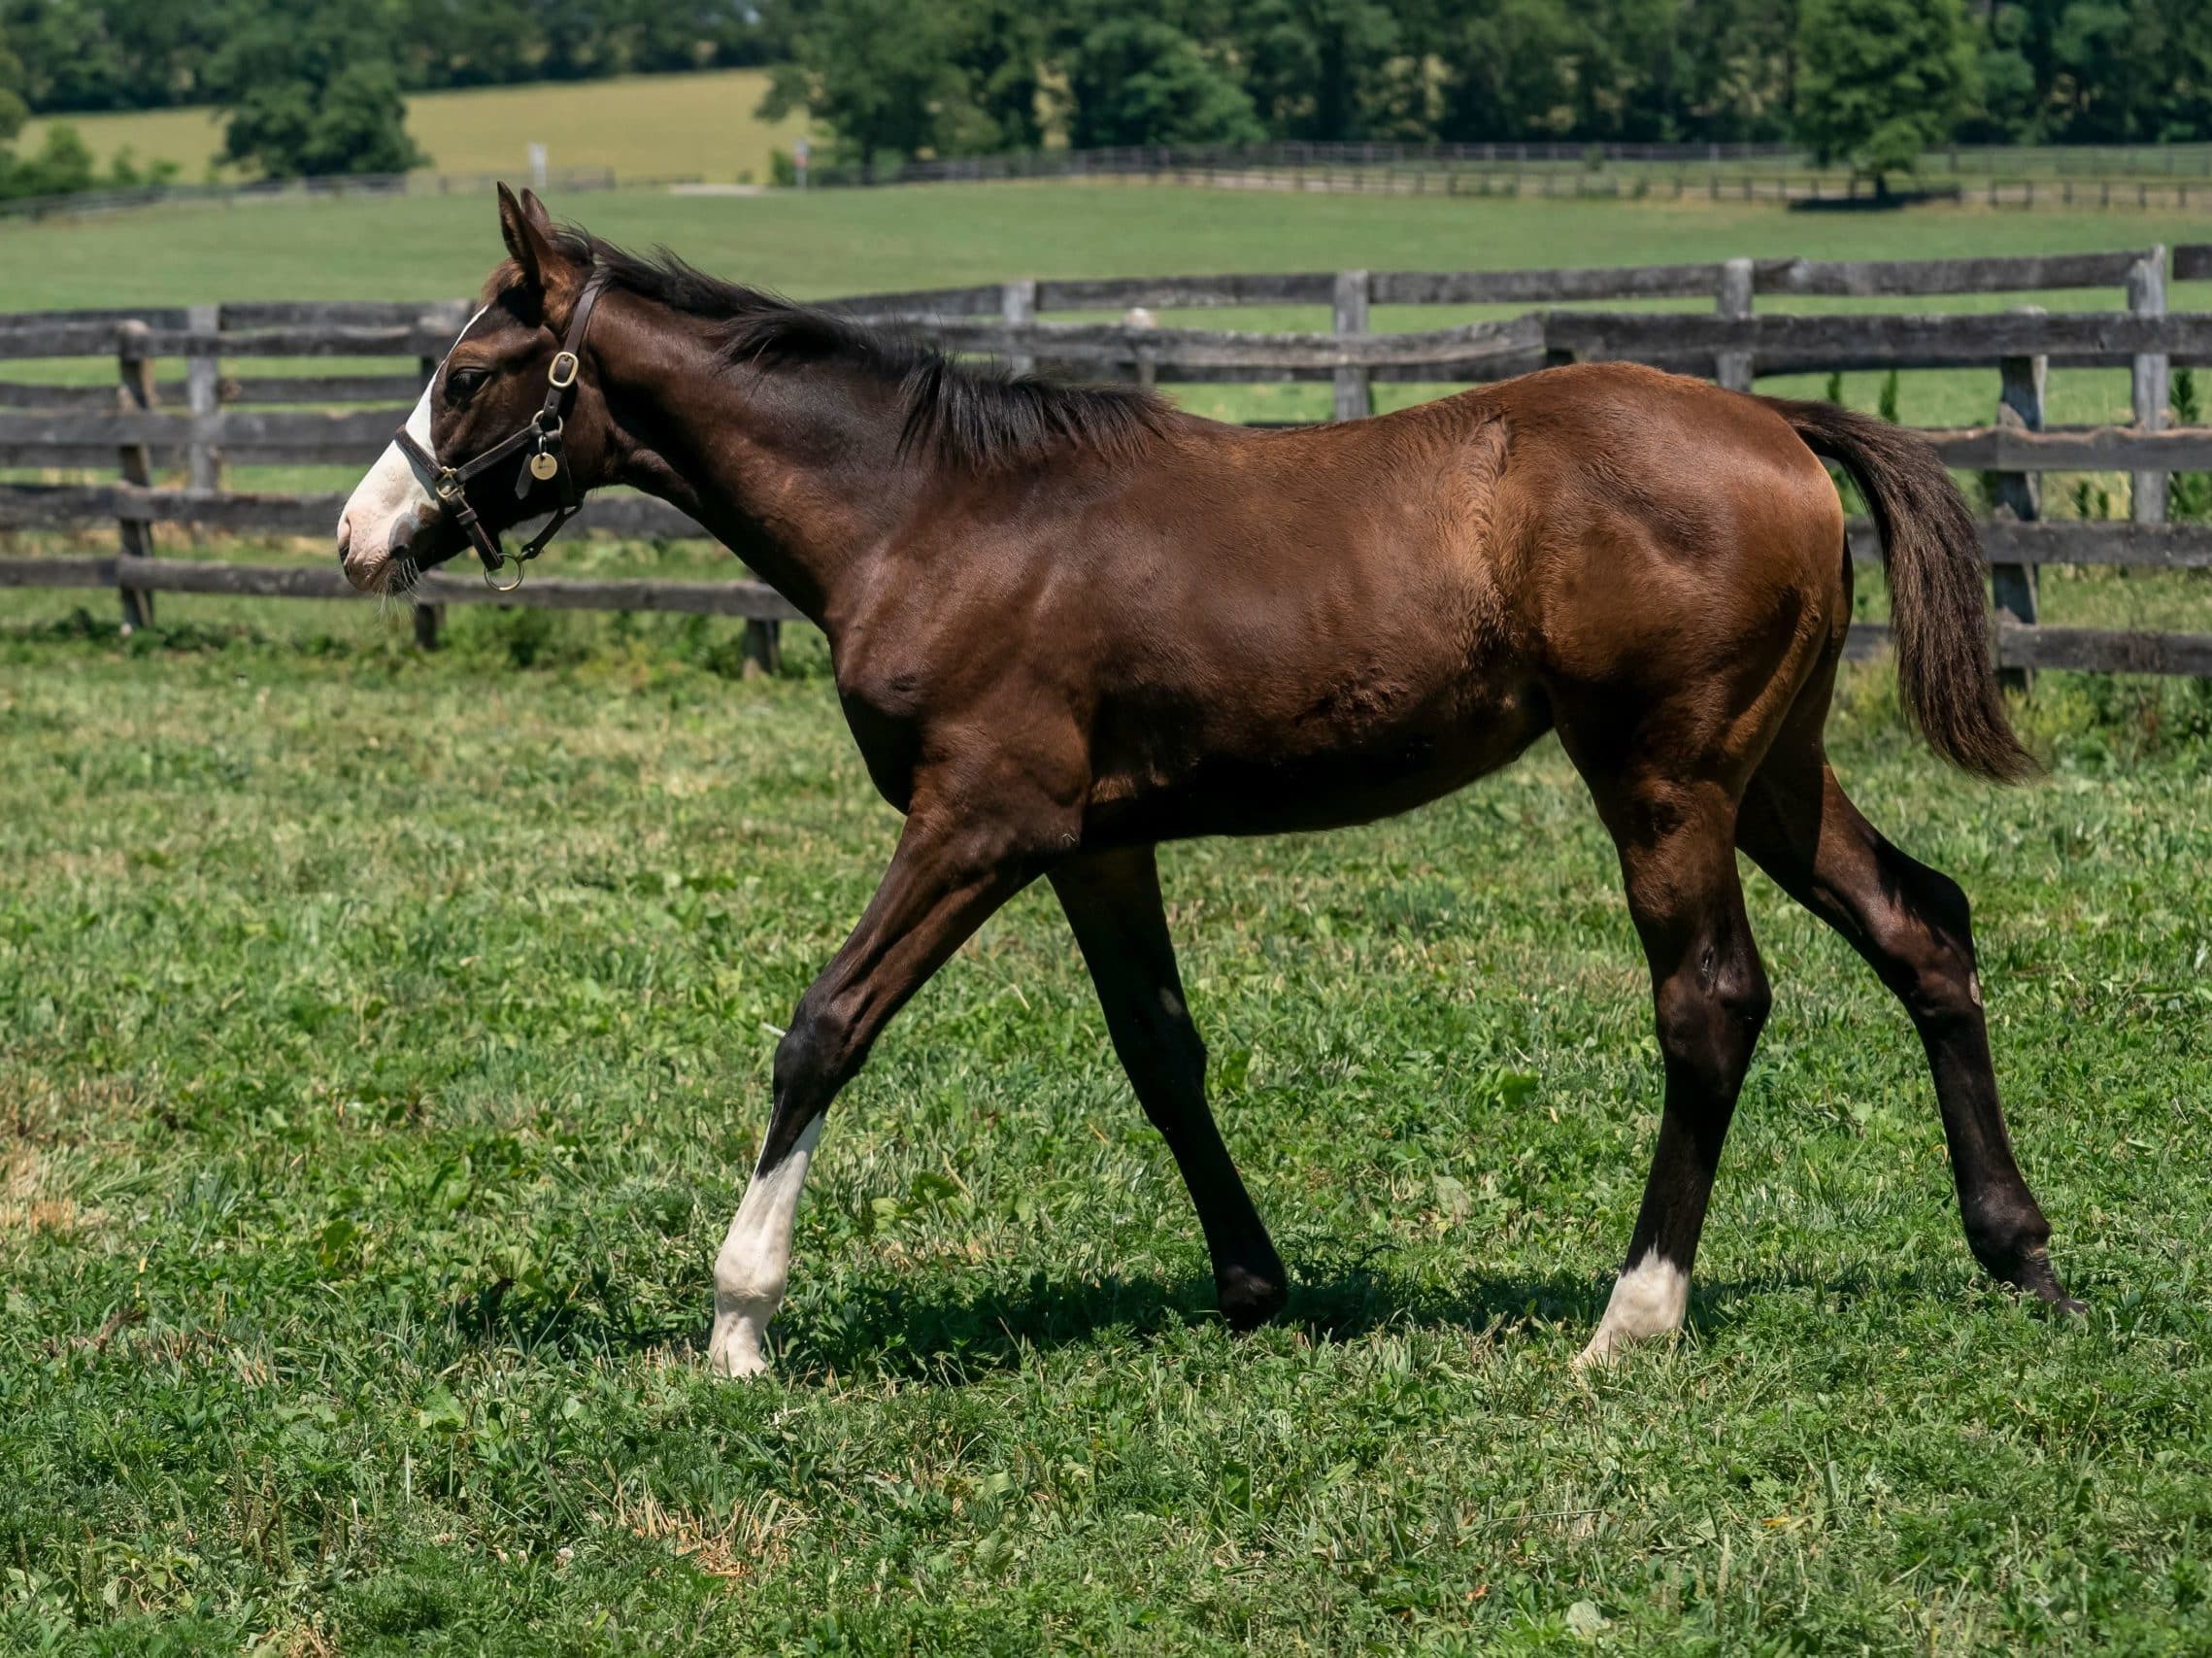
394,272 -> 610,590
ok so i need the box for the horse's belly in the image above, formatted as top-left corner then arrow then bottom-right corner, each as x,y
1083,682 -> 1551,842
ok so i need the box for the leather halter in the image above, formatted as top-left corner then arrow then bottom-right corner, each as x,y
394,272 -> 609,589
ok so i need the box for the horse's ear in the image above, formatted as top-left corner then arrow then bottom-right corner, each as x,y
495,182 -> 580,322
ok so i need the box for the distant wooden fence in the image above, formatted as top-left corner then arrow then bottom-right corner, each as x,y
4,244 -> 2211,677
807,139 -> 2212,212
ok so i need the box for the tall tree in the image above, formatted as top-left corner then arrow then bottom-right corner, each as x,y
1063,18 -> 1263,149
213,4 -> 426,177
1794,0 -> 1977,195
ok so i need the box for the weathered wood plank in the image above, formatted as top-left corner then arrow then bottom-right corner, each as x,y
0,376 -> 414,410
0,554 -> 798,619
226,375 -> 421,406
1999,625 -> 2212,677
0,485 -> 710,540
2172,245 -> 2212,283
4,554 -> 2205,673
1839,517 -> 2212,568
1753,251 -> 2144,297
115,320 -> 155,630
912,315 -> 1551,371
817,285 -> 1005,319
219,299 -> 473,331
1541,309 -> 2212,373
0,408 -> 422,452
1374,264 -> 1721,305
1919,424 -> 2212,470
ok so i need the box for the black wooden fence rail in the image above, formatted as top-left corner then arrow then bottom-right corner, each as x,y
4,245 -> 2211,678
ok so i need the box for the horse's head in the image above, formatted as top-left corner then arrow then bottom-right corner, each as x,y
337,185 -> 618,593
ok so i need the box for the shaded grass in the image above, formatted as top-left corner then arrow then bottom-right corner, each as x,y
0,593 -> 2208,1651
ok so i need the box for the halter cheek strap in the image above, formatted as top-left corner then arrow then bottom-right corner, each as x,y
394,271 -> 610,587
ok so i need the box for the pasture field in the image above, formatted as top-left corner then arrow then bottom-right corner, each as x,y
2,594 -> 2210,1652
2,179 -> 2211,1649
17,69 -> 813,187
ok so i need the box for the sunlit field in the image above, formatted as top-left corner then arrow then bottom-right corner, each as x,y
17,67 -> 811,186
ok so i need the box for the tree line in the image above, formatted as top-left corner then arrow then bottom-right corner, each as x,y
4,0 -> 2211,194
0,1 -> 768,114
758,0 -> 2212,168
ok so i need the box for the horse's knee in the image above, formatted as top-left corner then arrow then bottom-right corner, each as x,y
1654,937 -> 1770,1094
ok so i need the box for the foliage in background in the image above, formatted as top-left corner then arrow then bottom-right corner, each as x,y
7,2 -> 2212,170
0,0 -> 771,113
2172,368 -> 2211,523
758,0 -> 1047,169
1062,19 -> 1264,150
0,17 -> 173,195
212,6 -> 425,179
1794,0 -> 1978,193
755,0 -> 2212,166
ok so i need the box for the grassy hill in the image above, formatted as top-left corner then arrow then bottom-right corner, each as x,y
17,67 -> 814,186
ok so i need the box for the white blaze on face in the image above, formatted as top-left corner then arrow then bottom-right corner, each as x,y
336,304 -> 488,592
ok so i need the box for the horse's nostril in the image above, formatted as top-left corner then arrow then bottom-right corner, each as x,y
336,515 -> 352,561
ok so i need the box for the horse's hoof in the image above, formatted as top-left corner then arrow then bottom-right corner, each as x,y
1217,1267 -> 1289,1331
2005,1250 -> 2085,1317
706,1321 -> 774,1379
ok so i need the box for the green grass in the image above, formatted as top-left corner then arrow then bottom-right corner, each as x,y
17,68 -> 814,186
2,592 -> 2209,1652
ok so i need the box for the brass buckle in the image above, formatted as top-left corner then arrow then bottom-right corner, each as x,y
548,351 -> 580,389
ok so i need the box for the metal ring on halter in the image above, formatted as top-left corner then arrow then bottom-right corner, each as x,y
485,557 -> 526,592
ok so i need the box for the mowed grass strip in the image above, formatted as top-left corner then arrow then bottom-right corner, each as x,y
0,596 -> 2208,1650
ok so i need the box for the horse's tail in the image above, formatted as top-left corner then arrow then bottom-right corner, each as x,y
1765,396 -> 2036,783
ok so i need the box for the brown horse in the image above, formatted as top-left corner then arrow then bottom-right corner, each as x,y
339,186 -> 2076,1376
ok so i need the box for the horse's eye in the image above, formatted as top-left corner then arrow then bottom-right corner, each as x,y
446,367 -> 489,403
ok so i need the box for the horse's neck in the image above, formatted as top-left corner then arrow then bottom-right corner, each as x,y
601,302 -> 923,629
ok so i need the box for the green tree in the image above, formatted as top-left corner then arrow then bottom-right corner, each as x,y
1437,0 -> 1592,142
1794,0 -> 1978,196
213,6 -> 425,178
758,0 -> 1038,165
1064,19 -> 1264,148
1239,0 -> 1410,142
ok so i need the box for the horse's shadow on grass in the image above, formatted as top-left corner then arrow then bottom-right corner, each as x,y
775,1259 -> 1632,1382
448,1253 -> 1927,1379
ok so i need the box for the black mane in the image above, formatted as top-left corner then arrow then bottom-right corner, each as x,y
551,228 -> 1170,471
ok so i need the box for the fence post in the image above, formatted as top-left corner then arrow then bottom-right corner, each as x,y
1002,277 -> 1037,380
1715,257 -> 1754,391
1332,269 -> 1371,422
1992,313 -> 2046,694
185,303 -> 222,492
2128,247 -> 2168,525
115,320 -> 156,632
414,351 -> 445,649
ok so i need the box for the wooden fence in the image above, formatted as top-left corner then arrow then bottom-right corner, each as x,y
4,245 -> 2211,677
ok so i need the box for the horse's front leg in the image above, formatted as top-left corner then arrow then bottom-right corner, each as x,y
709,805 -> 1040,1378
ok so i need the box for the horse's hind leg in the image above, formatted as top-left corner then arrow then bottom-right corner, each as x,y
1051,847 -> 1289,1327
1578,775 -> 1772,1366
1736,731 -> 2078,1310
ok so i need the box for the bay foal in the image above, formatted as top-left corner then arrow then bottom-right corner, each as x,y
340,188 -> 2077,1374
